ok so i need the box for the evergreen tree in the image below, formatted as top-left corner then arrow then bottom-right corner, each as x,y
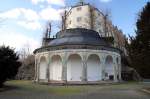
128,2 -> 150,78
0,46 -> 21,87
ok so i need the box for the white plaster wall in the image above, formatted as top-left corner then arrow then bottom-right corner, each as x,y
87,55 -> 101,81
66,5 -> 91,29
67,54 -> 83,81
36,49 -> 121,82
50,56 -> 62,81
65,5 -> 105,35
39,61 -> 47,79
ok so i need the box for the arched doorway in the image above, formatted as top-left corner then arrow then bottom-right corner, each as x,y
67,54 -> 82,81
50,55 -> 62,81
87,54 -> 101,81
105,55 -> 114,80
39,56 -> 47,80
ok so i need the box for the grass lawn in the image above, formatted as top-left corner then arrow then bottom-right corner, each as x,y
3,80 -> 91,95
0,80 -> 150,99
1,80 -> 149,95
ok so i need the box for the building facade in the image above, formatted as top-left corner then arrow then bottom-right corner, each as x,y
34,29 -> 121,84
34,2 -> 124,84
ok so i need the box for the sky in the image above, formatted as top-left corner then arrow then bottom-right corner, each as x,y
0,0 -> 149,52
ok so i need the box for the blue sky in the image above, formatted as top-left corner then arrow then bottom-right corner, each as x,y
0,0 -> 149,52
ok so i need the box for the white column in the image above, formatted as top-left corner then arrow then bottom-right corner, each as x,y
61,53 -> 67,83
47,55 -> 51,82
101,56 -> 105,81
45,62 -> 49,82
37,61 -> 40,82
119,63 -> 122,81
34,57 -> 37,81
114,62 -> 118,82
80,53 -> 88,82
82,54 -> 87,82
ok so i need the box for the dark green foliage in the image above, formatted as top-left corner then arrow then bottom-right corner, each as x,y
0,46 -> 21,87
127,2 -> 150,78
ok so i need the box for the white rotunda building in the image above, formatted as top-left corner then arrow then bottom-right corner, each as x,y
34,2 -> 123,84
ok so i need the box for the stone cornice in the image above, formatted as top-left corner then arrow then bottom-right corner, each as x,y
34,44 -> 121,54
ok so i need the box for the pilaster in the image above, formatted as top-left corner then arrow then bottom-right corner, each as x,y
61,53 -> 68,83
37,61 -> 40,82
113,62 -> 118,82
47,54 -> 51,82
34,57 -> 37,81
81,53 -> 87,82
118,63 -> 122,81
100,55 -> 106,81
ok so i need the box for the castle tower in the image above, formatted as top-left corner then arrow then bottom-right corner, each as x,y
63,2 -> 126,53
64,3 -> 106,37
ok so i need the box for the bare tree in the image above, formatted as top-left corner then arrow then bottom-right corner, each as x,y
103,8 -> 112,20
103,9 -> 112,37
16,44 -> 35,80
18,43 -> 32,61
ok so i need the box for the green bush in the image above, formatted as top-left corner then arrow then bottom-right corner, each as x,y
0,46 -> 21,87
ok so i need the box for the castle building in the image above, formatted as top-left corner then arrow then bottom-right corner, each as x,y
34,2 -> 124,84
63,2 -> 126,53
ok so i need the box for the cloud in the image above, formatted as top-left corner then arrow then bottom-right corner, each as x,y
17,21 -> 41,30
0,8 -> 21,19
0,1 -> 66,53
39,6 -> 63,21
19,8 -> 39,21
100,0 -> 112,3
0,8 -> 41,30
47,0 -> 65,6
29,0 -> 65,6
0,8 -> 39,21
0,5 -> 64,30
0,32 -> 40,52
31,0 -> 45,5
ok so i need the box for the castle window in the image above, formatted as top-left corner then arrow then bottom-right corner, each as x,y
77,7 -> 82,11
77,17 -> 82,22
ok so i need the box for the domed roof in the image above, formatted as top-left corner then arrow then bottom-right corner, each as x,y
48,28 -> 108,46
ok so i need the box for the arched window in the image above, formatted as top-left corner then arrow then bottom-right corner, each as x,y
67,54 -> 82,81
105,55 -> 114,80
50,55 -> 62,81
87,54 -> 101,81
39,56 -> 47,80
